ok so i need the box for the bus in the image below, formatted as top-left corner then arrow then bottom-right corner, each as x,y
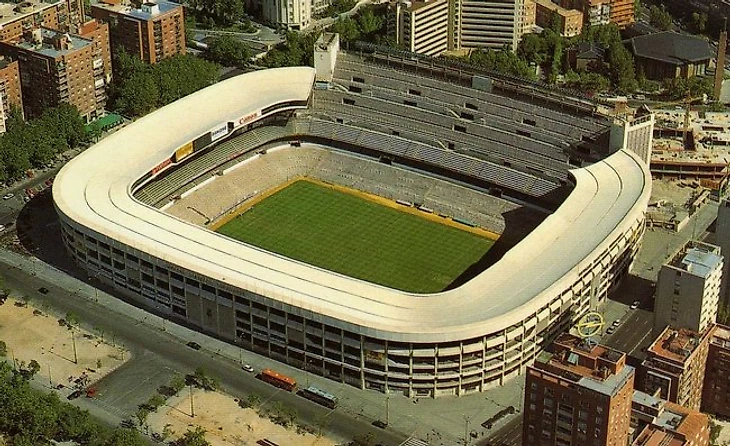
298,386 -> 338,409
259,369 -> 296,392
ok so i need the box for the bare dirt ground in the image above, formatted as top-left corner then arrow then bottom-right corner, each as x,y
147,390 -> 339,446
0,296 -> 128,392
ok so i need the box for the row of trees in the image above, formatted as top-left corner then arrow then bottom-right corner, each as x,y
329,6 -> 387,45
0,104 -> 87,184
108,50 -> 219,117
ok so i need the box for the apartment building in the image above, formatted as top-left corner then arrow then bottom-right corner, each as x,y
638,326 -> 711,411
0,28 -> 106,120
561,0 -> 633,27
715,200 -> 730,307
450,0 -> 524,51
0,57 -> 22,133
91,0 -> 185,64
534,0 -> 582,37
0,0 -> 83,42
702,324 -> 730,418
76,19 -> 111,84
608,0 -> 633,28
390,0 -> 449,56
631,391 -> 710,446
654,240 -> 721,335
523,0 -> 536,33
261,0 -> 311,31
522,334 -> 634,446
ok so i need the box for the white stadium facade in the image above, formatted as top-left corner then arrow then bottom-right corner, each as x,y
53,48 -> 651,398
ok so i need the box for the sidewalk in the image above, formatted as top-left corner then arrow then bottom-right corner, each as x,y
0,247 -> 524,445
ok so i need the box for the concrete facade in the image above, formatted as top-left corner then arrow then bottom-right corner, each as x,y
450,0 -> 524,51
654,240 -> 721,335
391,0 -> 449,56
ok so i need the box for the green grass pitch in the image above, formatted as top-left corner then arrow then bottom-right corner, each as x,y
216,180 -> 494,293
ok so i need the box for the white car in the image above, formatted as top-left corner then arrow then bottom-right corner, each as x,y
630,300 -> 640,310
2,193 -> 13,200
612,319 -> 621,327
242,364 -> 254,373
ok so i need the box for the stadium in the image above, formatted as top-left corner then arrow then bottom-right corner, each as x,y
52,45 -> 651,398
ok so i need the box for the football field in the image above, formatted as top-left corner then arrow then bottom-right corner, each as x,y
216,180 -> 494,293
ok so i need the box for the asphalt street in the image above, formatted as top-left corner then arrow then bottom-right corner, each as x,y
0,259 -> 409,445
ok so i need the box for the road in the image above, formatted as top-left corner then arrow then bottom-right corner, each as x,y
0,258 -> 409,445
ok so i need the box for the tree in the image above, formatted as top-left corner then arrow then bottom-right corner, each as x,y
690,12 -> 707,34
466,48 -> 535,79
108,50 -> 218,117
188,0 -> 245,27
203,35 -> 251,68
330,17 -> 360,42
173,426 -> 210,446
357,6 -> 384,37
26,360 -> 40,378
648,5 -> 672,31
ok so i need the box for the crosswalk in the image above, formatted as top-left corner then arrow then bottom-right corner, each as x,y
399,437 -> 429,446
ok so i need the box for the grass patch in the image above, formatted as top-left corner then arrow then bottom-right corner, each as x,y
216,180 -> 494,293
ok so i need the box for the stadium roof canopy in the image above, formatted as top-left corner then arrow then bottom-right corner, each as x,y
53,67 -> 651,343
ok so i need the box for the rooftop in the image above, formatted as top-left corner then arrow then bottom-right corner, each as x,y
666,240 -> 722,278
711,323 -> 730,349
631,392 -> 709,445
647,326 -> 706,364
92,0 -> 179,20
0,0 -> 63,28
629,31 -> 714,65
535,333 -> 632,397
9,28 -> 92,58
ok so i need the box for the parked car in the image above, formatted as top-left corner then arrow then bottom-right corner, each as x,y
630,300 -> 640,310
38,287 -> 49,295
612,319 -> 621,327
606,326 -> 616,335
186,341 -> 202,350
67,390 -> 83,400
242,364 -> 255,373
2,193 -> 13,200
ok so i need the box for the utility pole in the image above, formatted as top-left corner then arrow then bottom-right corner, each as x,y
71,329 -> 78,364
385,394 -> 390,426
48,363 -> 52,387
189,385 -> 195,418
464,415 -> 470,446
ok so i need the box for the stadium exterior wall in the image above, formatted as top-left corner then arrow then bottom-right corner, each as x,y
52,67 -> 651,398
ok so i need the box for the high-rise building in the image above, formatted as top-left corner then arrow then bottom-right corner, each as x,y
608,0 -> 633,28
534,0 -> 583,37
638,326 -> 711,411
716,199 -> 730,308
654,240 -> 722,335
390,0 -> 449,56
631,391 -> 710,446
449,0 -> 524,52
261,0 -> 311,31
702,324 -> 730,418
562,0 -> 633,28
0,28 -> 106,120
522,334 -> 634,446
0,57 -> 23,133
523,0 -> 536,34
76,19 -> 112,85
91,0 -> 185,64
0,0 -> 82,43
